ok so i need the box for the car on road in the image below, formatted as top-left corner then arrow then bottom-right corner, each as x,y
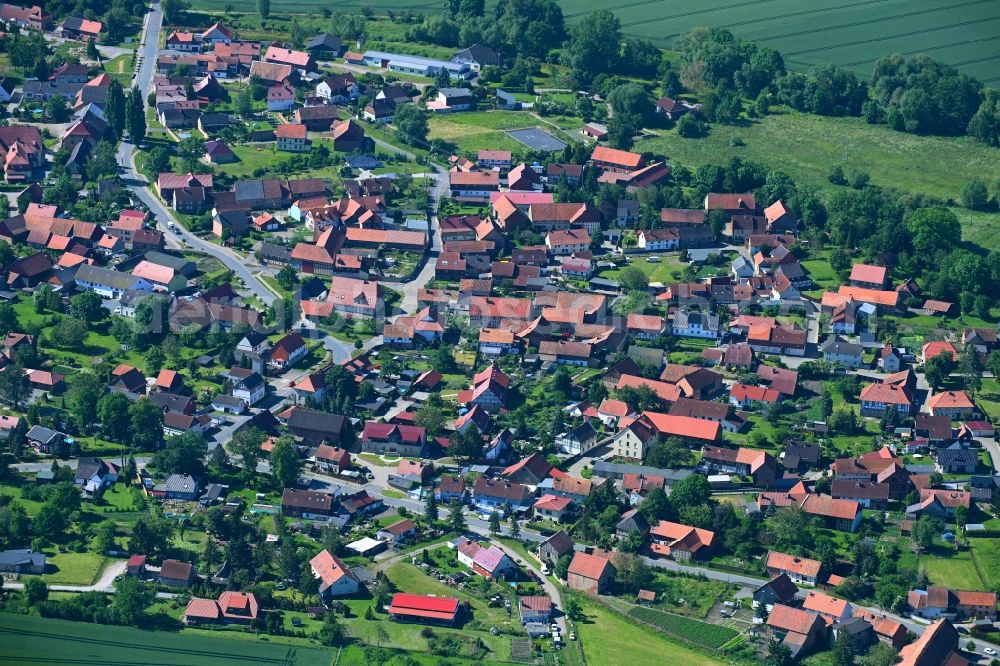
985,647 -> 996,655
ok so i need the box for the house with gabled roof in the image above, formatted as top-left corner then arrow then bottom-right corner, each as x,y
309,549 -> 359,600
753,574 -> 799,612
702,445 -> 776,486
457,365 -> 509,413
766,551 -> 822,585
648,520 -> 715,561
766,604 -> 825,661
472,477 -> 532,510
567,552 -> 615,593
502,452 -> 552,486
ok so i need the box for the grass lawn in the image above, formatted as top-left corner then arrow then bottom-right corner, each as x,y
103,53 -> 135,84
428,115 -> 527,156
978,379 -> 1000,422
0,613 -> 333,665
636,109 -> 1000,202
600,256 -> 688,284
354,562 -> 516,660
919,546 -> 986,590
971,538 -> 1000,591
42,551 -> 108,585
574,598 -> 724,666
800,259 -> 841,290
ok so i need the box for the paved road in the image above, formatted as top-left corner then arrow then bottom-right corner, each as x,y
365,134 -> 447,315
115,3 -> 277,309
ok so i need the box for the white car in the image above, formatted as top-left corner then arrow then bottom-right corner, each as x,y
985,647 -> 997,655
540,564 -> 550,575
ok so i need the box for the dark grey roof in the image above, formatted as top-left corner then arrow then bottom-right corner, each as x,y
234,372 -> 264,392
26,425 -> 61,444
212,394 -> 244,407
937,447 -> 977,466
288,408 -> 346,435
75,456 -> 106,481
148,392 -> 193,414
234,179 -> 265,202
591,460 -> 692,483
306,33 -> 342,52
438,87 -> 473,100
820,336 -> 863,355
0,548 -> 45,568
259,242 -> 291,262
453,43 -> 498,66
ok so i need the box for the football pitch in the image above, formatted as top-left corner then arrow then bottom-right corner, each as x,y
185,0 -> 1000,81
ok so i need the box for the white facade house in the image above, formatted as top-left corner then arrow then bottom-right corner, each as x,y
362,50 -> 473,80
636,228 -> 679,252
672,311 -> 722,340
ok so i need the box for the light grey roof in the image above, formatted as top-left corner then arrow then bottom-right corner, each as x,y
144,251 -> 194,272
673,310 -> 719,331
438,87 -> 473,99
164,474 -> 198,494
363,50 -> 468,74
234,179 -> 265,202
76,264 -> 143,291
212,394 -> 244,407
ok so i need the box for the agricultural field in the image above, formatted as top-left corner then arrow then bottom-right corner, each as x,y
0,613 -> 333,666
185,0 -> 1000,80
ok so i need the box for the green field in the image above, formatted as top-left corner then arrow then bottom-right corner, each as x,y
636,110 -> 1000,204
0,613 -> 333,666
185,0 -> 1000,81
919,546 -> 987,591
574,599 -> 724,666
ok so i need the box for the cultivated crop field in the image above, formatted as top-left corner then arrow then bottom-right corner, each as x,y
186,0 -> 1000,80
0,613 -> 333,666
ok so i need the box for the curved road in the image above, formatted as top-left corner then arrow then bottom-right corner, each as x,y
117,7 -> 446,315
116,3 -> 277,307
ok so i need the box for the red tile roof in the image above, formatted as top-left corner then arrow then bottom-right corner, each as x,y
849,263 -> 886,284
387,593 -> 459,621
641,410 -> 720,442
568,551 -> 613,580
766,551 -> 822,578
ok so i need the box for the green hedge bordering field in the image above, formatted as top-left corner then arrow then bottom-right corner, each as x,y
628,606 -> 738,649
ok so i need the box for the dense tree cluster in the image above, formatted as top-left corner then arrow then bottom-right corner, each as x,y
869,54 -> 982,135
773,64 -> 867,117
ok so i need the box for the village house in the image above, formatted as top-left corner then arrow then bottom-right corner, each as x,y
753,574 -> 801,613
310,549 -> 360,600
281,488 -> 337,520
472,477 -> 532,511
648,520 -> 715,561
361,422 -> 428,457
766,551 -> 822,585
567,551 -> 615,593
767,604 -> 826,661
183,592 -> 259,625
701,445 -> 776,486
